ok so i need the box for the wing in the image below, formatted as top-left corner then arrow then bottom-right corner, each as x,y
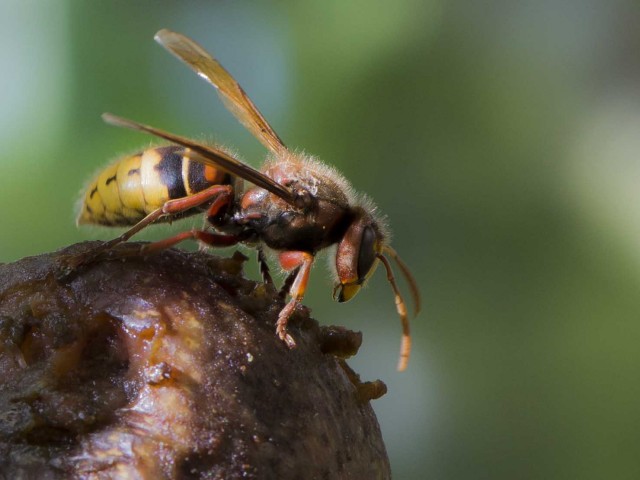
154,29 -> 287,157
102,113 -> 297,206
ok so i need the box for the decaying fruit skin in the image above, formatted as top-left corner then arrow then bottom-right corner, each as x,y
0,242 -> 390,479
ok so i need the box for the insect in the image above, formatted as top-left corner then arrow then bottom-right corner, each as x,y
77,29 -> 420,371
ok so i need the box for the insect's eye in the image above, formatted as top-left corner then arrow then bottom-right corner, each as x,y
357,226 -> 378,282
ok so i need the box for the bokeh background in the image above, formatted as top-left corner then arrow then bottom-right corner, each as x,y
2,1 -> 640,478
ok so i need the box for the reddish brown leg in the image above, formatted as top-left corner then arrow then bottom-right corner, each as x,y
104,184 -> 233,250
205,190 -> 233,223
278,267 -> 300,300
142,230 -> 239,254
66,185 -> 233,270
276,251 -> 314,349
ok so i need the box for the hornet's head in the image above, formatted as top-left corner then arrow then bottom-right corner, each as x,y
332,209 -> 421,371
333,212 -> 382,303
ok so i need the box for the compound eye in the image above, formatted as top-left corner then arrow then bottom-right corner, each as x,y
357,226 -> 378,282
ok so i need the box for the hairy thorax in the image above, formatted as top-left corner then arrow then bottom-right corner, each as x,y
237,156 -> 356,253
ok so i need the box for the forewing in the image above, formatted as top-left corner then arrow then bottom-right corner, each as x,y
154,29 -> 287,156
102,113 -> 297,206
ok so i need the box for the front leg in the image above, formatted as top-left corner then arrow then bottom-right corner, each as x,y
276,251 -> 314,349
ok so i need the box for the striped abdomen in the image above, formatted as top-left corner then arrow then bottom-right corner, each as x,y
77,145 -> 232,226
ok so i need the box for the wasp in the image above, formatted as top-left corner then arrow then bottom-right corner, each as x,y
77,30 -> 420,371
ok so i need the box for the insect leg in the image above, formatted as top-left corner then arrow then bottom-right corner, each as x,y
276,251 -> 314,349
102,185 -> 233,252
278,267 -> 300,300
163,184 -> 233,218
257,248 -> 274,286
69,185 -> 233,269
142,230 -> 239,254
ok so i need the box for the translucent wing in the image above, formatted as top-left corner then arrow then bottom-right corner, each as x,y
155,29 -> 287,156
102,113 -> 297,206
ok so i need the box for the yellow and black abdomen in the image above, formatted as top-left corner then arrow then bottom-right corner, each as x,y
77,145 -> 231,226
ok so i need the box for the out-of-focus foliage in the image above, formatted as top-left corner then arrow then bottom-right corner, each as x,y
1,1 -> 639,478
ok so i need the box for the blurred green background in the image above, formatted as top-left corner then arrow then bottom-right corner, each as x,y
2,1 -> 640,478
